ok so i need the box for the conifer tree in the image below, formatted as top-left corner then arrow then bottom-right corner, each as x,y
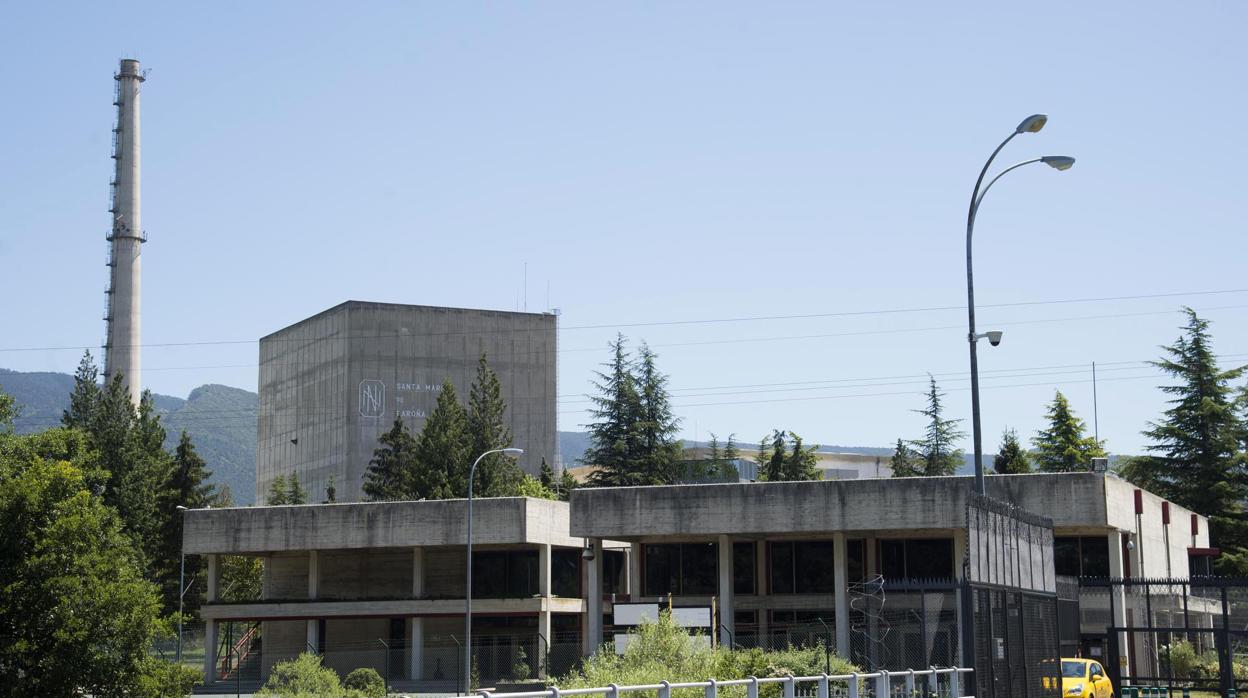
286,472 -> 308,504
585,336 -> 645,487
783,432 -> 821,480
268,474 -> 289,505
158,431 -> 214,611
1032,390 -> 1105,472
363,418 -> 418,501
62,350 -> 101,430
890,438 -> 922,477
994,428 -> 1032,474
413,380 -> 469,499
1122,308 -> 1248,572
763,430 -> 788,481
722,434 -> 740,463
467,354 -> 523,497
539,458 -> 556,489
907,377 -> 966,476
753,433 -> 773,477
558,468 -> 578,502
0,389 -> 15,433
634,343 -> 683,484
326,475 -> 337,503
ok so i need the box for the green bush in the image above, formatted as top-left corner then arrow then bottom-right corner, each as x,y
559,612 -> 860,698
343,667 -> 386,698
132,657 -> 204,697
256,653 -> 343,697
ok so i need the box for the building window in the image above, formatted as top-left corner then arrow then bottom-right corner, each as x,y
643,543 -> 718,596
769,541 -> 835,594
879,538 -> 953,580
734,542 -> 756,595
1054,536 -> 1110,577
472,550 -> 539,598
552,548 -> 581,597
848,539 -> 866,582
603,549 -> 625,595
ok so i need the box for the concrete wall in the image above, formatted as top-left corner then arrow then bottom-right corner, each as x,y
260,620 -> 306,677
319,550 -> 413,600
265,554 -> 309,600
185,497 -> 580,554
323,618 -> 389,678
1103,476 -> 1210,578
257,301 -> 558,503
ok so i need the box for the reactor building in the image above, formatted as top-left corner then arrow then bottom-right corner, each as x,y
256,301 -> 558,503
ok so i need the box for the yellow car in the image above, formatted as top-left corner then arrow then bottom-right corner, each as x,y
1062,658 -> 1115,698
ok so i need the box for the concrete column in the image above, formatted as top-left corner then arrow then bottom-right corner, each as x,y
833,533 -> 850,656
308,551 -> 319,600
622,547 -> 633,597
953,533 -> 967,580
585,539 -> 604,655
538,607 -> 552,678
1109,531 -> 1131,678
412,547 -> 424,599
755,540 -> 769,640
409,617 -> 424,680
204,619 -> 218,684
539,544 -> 552,597
206,554 -> 219,602
718,535 -> 734,647
628,543 -> 643,598
865,538 -> 877,577
306,619 -> 319,654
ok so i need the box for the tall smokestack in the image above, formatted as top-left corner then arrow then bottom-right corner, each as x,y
104,58 -> 144,405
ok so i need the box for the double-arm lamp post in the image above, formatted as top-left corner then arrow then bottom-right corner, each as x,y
966,114 -> 1076,496
465,447 -> 524,694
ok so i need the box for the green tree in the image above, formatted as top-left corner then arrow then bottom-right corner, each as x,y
558,468 -> 578,501
157,431 -> 214,611
286,472 -> 307,504
1032,390 -> 1105,472
61,350 -> 101,430
326,475 -> 337,503
363,418 -> 418,501
993,428 -> 1032,474
412,379 -> 469,499
268,474 -> 289,505
539,458 -> 556,489
467,354 -> 524,497
1121,308 -> 1248,573
516,474 -> 559,500
0,388 -> 16,432
758,430 -> 821,481
721,433 -> 740,463
890,438 -> 922,477
0,433 -> 166,697
906,377 -> 966,476
634,343 -> 683,484
585,336 -> 645,487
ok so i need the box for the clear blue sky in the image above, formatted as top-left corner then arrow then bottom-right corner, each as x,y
2,2 -> 1246,455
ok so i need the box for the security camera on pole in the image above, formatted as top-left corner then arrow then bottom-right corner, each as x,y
966,114 -> 1076,496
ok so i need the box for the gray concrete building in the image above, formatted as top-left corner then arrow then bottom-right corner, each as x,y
256,301 -> 557,503
184,473 -> 1211,690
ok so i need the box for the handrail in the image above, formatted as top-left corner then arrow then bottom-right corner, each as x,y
478,667 -> 974,698
218,623 -> 259,680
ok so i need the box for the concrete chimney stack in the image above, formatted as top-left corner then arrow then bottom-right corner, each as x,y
104,58 -> 144,404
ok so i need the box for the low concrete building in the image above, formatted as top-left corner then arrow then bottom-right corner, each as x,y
570,472 -> 1209,672
184,497 -> 597,691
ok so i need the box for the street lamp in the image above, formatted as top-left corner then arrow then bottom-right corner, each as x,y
464,447 -> 524,694
175,505 -> 188,662
966,113 -> 1075,496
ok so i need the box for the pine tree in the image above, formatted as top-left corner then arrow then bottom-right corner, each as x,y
722,434 -> 740,463
62,350 -> 101,430
634,343 -> 683,484
558,468 -> 578,502
158,431 -> 214,611
268,474 -> 289,505
539,459 -> 556,489
584,336 -> 645,487
994,428 -> 1032,474
115,390 -> 173,572
467,354 -> 523,497
907,377 -> 967,476
287,472 -> 307,504
413,379 -> 469,499
1123,308 -> 1248,573
1032,390 -> 1105,472
782,432 -> 821,480
890,438 -> 922,477
363,418 -> 419,501
762,430 -> 787,481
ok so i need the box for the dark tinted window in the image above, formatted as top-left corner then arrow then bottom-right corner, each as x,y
733,542 -> 756,595
602,549 -> 625,595
847,540 -> 866,582
794,542 -> 835,593
552,549 -> 580,598
643,543 -> 718,596
1081,537 -> 1110,578
1055,537 -> 1081,577
770,542 -> 795,594
472,550 -> 539,598
879,539 -> 953,580
880,540 -> 906,579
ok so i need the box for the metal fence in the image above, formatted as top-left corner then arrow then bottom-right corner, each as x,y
481,667 -> 973,698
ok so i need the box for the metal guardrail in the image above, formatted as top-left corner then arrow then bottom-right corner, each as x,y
479,667 -> 973,698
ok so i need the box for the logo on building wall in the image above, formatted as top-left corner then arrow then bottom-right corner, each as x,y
359,380 -> 385,418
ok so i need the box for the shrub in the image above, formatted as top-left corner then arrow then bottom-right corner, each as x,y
343,667 -> 386,698
513,645 -> 532,680
256,653 -> 343,697
559,612 -> 860,698
132,657 -> 204,698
